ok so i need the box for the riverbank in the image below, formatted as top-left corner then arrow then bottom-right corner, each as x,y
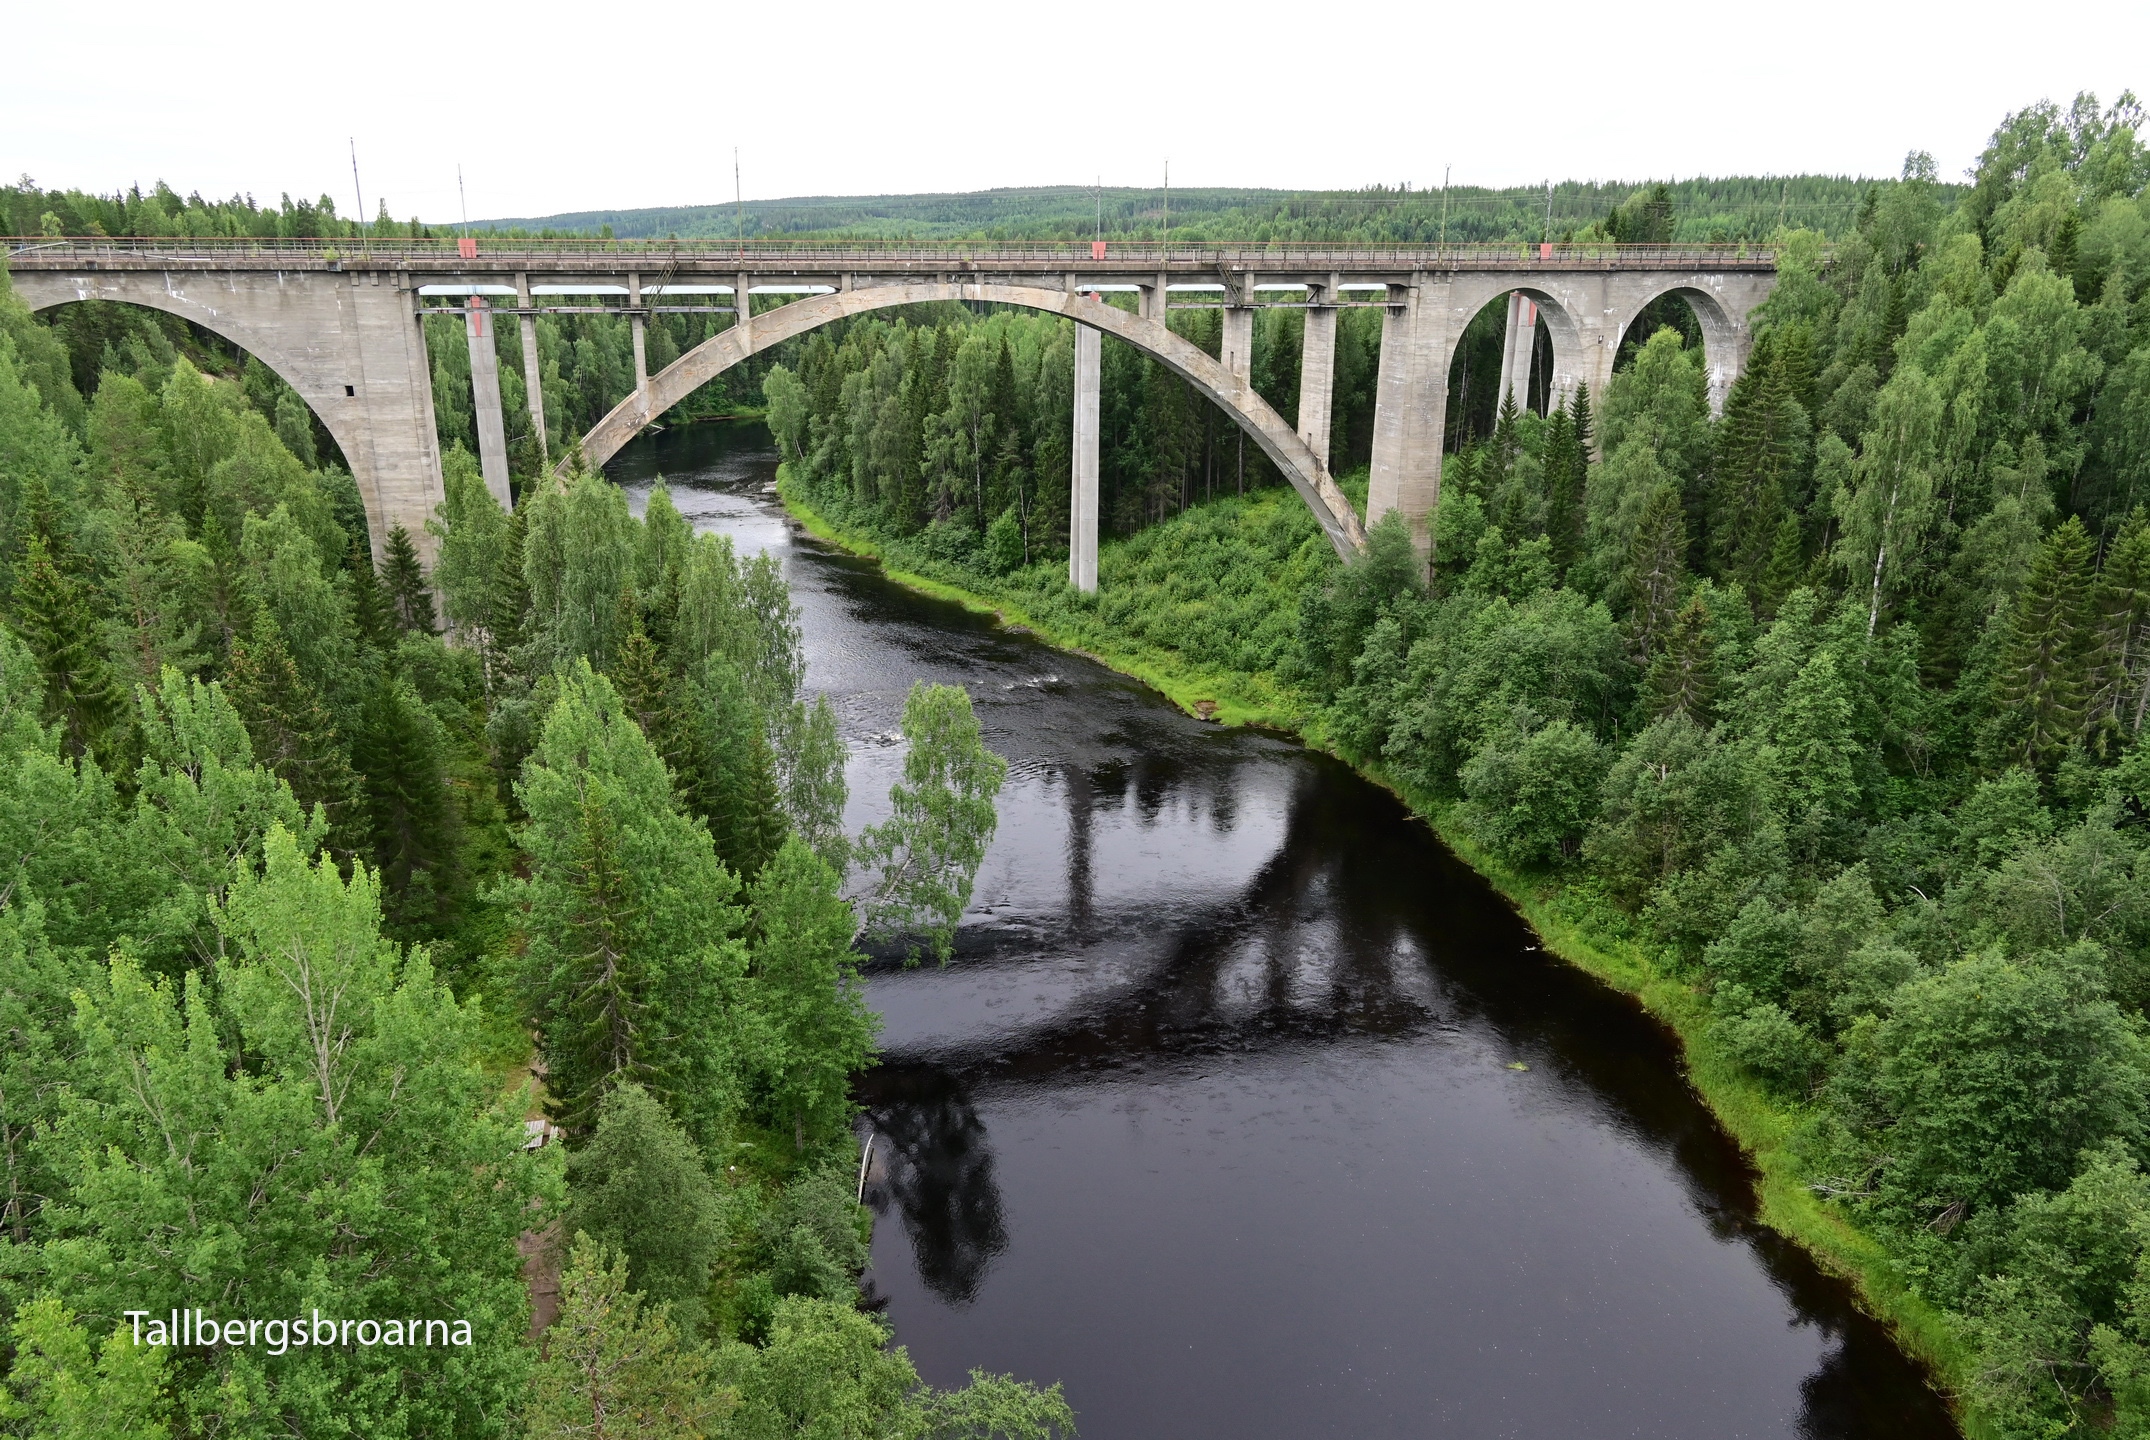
775,468 -> 1981,1433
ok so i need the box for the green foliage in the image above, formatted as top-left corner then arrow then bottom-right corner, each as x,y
525,1235 -> 731,1440
857,683 -> 1008,963
565,1084 -> 726,1333
507,661 -> 748,1145
747,838 -> 877,1150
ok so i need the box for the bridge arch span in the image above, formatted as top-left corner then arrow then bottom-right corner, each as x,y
11,268 -> 443,568
573,282 -> 1370,560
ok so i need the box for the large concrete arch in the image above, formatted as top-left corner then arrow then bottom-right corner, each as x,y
572,281 -> 1369,560
10,266 -> 443,568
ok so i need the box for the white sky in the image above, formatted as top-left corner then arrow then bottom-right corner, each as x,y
9,0 -> 2146,224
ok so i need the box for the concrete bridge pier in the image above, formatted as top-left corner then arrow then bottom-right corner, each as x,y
1219,270 -> 1254,384
516,273 -> 547,467
464,298 -> 513,510
1296,274 -> 1337,470
628,273 -> 649,401
1496,292 -> 1539,411
1071,321 -> 1101,593
1368,277 -> 1454,565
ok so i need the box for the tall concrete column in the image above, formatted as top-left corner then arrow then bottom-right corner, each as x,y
465,297 -> 513,511
1071,321 -> 1101,593
1220,275 -> 1254,386
734,273 -> 753,345
1368,276 -> 1453,565
1297,274 -> 1337,471
1495,291 -> 1538,410
628,272 -> 648,402
515,272 -> 546,468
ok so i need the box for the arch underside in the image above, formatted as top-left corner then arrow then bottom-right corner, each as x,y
574,281 -> 1369,560
15,281 -> 390,553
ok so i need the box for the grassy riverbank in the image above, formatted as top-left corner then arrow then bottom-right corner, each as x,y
777,467 -> 1983,1431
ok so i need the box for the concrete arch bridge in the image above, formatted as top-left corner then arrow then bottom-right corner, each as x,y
6,239 -> 1777,584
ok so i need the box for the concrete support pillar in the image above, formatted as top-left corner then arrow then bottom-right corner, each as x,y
628,272 -> 648,402
735,273 -> 753,345
464,297 -> 513,511
516,273 -> 546,469
1496,291 -> 1538,411
1368,277 -> 1453,565
1071,321 -> 1101,593
1220,279 -> 1254,385
1297,274 -> 1337,471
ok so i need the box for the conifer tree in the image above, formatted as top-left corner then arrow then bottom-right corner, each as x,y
1757,513 -> 1807,617
224,613 -> 367,859
749,837 -> 877,1151
1988,515 -> 2100,768
379,523 -> 438,635
525,1236 -> 727,1440
1710,336 -> 1812,588
351,673 -> 460,936
344,534 -> 393,652
1619,484 -> 1689,662
1541,407 -> 1585,577
2090,508 -> 2150,746
562,1083 -> 724,1329
10,534 -> 124,763
509,662 -> 747,1145
685,657 -> 788,883
1647,596 -> 1717,724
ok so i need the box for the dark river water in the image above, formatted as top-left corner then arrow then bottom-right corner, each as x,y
609,421 -> 1959,1440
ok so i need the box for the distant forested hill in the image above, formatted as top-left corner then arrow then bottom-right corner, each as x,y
472,175 -> 1944,244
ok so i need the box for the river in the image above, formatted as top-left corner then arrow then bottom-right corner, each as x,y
608,420 -> 1958,1440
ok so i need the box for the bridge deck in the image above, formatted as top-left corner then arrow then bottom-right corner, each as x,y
5,237 -> 1782,278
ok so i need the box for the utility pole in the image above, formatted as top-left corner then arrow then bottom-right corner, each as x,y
735,148 -> 744,256
1163,159 -> 1169,244
1440,164 -> 1450,248
1543,178 -> 1553,243
1096,175 -> 1102,240
458,164 -> 468,235
349,138 -> 366,249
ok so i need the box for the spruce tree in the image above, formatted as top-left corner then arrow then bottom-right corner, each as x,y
2090,508 -> 2150,747
351,673 -> 460,937
1646,596 -> 1717,724
1709,336 -> 1811,588
749,837 -> 876,1151
509,662 -> 747,1146
379,524 -> 438,635
1988,516 -> 2100,768
9,534 -> 125,763
1620,484 -> 1689,663
525,1237 -> 723,1440
1541,407 -> 1585,577
562,1083 -> 724,1328
344,535 -> 393,652
686,657 -> 788,883
224,613 -> 367,861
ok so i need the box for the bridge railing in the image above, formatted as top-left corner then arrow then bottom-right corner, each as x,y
3,236 -> 1785,268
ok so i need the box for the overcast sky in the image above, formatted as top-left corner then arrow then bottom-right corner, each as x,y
10,0 -> 2146,223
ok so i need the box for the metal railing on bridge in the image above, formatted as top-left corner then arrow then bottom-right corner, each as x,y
4,235 -> 1786,269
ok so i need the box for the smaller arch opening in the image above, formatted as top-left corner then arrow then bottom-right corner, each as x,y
1446,291 -> 1557,449
1612,290 -> 1704,373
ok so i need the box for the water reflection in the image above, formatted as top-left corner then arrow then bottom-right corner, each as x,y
610,422 -> 1959,1440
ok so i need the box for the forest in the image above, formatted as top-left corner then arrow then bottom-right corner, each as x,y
0,218 -> 1069,1431
758,94 -> 2150,1437
5,87 -> 2150,1438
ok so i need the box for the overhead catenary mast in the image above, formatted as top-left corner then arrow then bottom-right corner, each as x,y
348,138 -> 366,248
1163,159 -> 1169,244
735,148 -> 744,256
458,164 -> 468,235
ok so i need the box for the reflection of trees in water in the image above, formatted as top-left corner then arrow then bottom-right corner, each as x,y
860,1067 -> 1006,1306
857,747 -> 1959,1439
